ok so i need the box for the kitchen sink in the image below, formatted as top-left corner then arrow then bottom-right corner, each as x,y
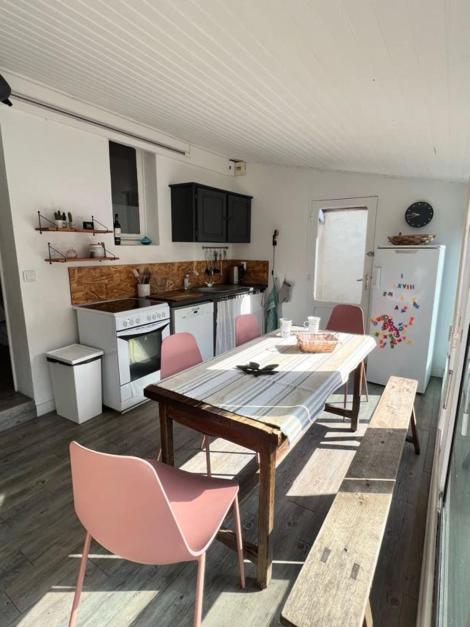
197,285 -> 250,294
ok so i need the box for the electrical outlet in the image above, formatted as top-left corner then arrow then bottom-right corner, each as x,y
22,270 -> 36,283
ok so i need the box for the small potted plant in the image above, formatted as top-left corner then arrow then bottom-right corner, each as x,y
54,210 -> 67,229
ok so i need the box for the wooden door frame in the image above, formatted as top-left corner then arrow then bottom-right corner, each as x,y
309,195 -> 378,322
0,244 -> 18,391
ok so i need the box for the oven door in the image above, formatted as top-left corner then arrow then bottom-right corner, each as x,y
116,319 -> 170,386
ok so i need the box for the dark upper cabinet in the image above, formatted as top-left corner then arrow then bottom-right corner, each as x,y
170,183 -> 252,243
197,187 -> 227,242
227,193 -> 251,243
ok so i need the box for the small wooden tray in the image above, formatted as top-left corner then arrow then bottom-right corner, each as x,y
295,332 -> 338,353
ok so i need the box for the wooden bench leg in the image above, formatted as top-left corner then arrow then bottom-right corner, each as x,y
408,405 -> 420,455
363,599 -> 373,627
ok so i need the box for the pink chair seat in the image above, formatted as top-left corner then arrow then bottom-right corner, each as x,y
235,313 -> 261,346
148,460 -> 238,553
161,332 -> 203,379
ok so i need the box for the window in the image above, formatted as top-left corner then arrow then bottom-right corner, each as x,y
314,207 -> 368,304
108,141 -> 158,244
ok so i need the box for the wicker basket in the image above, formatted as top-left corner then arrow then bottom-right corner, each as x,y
295,332 -> 338,353
387,233 -> 436,245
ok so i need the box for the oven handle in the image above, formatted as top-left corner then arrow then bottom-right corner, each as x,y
116,319 -> 170,338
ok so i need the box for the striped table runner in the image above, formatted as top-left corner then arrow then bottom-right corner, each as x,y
158,331 -> 376,443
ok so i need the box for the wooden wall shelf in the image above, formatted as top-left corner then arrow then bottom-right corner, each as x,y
45,242 -> 118,264
36,227 -> 112,234
36,211 -> 112,235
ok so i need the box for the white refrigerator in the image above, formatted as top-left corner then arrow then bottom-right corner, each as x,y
367,245 -> 445,393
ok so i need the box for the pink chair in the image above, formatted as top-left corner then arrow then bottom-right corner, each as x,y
161,332 -> 212,475
235,314 -> 261,346
161,332 -> 203,379
68,442 -> 245,627
326,304 -> 369,406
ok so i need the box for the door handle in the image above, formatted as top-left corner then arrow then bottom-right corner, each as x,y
443,369 -> 454,409
356,278 -> 363,282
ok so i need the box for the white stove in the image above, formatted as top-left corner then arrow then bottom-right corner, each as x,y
75,298 -> 170,411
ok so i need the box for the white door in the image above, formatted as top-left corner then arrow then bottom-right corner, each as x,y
311,196 -> 377,326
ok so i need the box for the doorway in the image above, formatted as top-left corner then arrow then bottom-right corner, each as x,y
311,196 -> 378,325
0,273 -> 15,399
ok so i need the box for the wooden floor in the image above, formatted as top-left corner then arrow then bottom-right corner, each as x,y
0,379 -> 441,626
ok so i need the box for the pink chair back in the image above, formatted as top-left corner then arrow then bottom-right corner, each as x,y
326,304 -> 365,335
235,314 -> 261,346
69,441 -> 193,564
161,332 -> 203,379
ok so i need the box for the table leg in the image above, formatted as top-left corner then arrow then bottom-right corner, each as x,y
350,362 -> 362,432
159,402 -> 174,466
256,445 -> 276,588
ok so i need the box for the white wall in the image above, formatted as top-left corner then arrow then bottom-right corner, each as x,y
0,104 -> 467,415
0,106 -> 236,414
233,164 -> 468,376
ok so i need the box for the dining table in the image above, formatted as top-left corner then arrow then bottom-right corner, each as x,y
144,329 -> 376,588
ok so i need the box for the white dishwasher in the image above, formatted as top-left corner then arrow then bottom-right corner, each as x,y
171,301 -> 214,361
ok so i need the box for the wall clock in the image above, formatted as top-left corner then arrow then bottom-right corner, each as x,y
405,201 -> 434,228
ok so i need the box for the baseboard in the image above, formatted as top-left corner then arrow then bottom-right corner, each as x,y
431,367 -> 444,379
35,398 -> 55,416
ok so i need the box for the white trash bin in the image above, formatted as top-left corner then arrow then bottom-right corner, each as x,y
46,344 -> 104,423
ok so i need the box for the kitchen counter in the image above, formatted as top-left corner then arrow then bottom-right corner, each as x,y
153,284 -> 267,308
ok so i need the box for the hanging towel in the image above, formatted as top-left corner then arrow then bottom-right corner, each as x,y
265,277 -> 279,332
278,279 -> 293,304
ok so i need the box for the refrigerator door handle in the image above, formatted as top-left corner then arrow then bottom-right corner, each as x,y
371,266 -> 381,289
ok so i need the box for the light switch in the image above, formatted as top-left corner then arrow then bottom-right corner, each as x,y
22,270 -> 36,283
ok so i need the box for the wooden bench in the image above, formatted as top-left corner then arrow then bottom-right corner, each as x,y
281,376 -> 420,627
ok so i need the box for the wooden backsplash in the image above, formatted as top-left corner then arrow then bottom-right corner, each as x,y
68,259 -> 269,305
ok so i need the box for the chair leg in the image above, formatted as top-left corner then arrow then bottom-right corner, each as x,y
194,553 -> 206,627
233,496 -> 246,589
361,362 -> 369,402
201,435 -> 212,476
68,531 -> 92,627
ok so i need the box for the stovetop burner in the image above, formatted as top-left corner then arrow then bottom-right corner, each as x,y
80,298 -> 163,314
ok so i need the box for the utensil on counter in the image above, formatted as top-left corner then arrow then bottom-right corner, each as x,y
133,267 -> 151,285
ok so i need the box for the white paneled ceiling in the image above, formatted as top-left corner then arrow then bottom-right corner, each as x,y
1,0 -> 470,180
